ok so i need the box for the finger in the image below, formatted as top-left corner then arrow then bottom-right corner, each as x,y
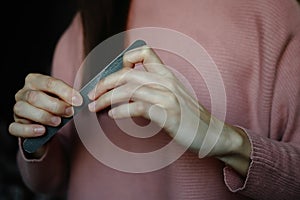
123,45 -> 173,76
14,114 -> 33,124
17,89 -> 74,117
108,101 -> 151,119
108,102 -> 168,129
88,68 -> 167,101
89,83 -> 178,112
87,68 -> 130,100
8,122 -> 45,138
14,101 -> 61,127
22,73 -> 82,106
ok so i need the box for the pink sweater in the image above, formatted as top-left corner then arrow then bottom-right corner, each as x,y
17,0 -> 300,199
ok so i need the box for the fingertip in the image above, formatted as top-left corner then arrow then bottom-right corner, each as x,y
88,102 -> 96,112
108,109 -> 114,118
72,94 -> 83,106
108,108 -> 123,119
33,126 -> 46,136
87,91 -> 95,101
64,107 -> 74,117
123,48 -> 141,65
8,123 -> 14,135
8,123 -> 46,138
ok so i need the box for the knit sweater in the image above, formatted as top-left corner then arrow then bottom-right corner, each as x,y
17,0 -> 300,199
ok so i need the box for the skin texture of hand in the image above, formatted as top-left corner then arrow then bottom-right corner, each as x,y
8,46 -> 251,176
8,73 -> 83,157
88,45 -> 251,177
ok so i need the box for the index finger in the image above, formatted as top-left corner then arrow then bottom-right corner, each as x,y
123,45 -> 173,77
25,73 -> 83,106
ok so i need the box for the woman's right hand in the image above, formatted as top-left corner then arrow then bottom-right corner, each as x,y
8,73 -> 83,139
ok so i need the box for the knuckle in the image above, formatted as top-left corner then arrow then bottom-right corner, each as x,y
46,77 -> 57,91
13,114 -> 18,121
100,76 -> 108,88
162,68 -> 174,78
122,67 -> 132,73
25,73 -> 36,83
125,85 -> 134,96
101,93 -> 109,104
15,118 -> 24,123
166,92 -> 178,107
49,99 -> 63,114
60,89 -> 71,102
25,73 -> 38,87
26,90 -> 38,104
136,102 -> 146,114
141,45 -> 151,57
63,87 -> 73,98
15,89 -> 24,101
39,112 -> 50,122
165,79 -> 178,92
121,68 -> 133,81
38,112 -> 53,125
13,102 -> 23,115
23,126 -> 33,135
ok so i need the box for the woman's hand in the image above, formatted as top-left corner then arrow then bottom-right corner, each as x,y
8,73 -> 83,156
88,45 -> 252,176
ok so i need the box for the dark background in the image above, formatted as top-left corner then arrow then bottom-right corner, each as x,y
0,0 -> 76,199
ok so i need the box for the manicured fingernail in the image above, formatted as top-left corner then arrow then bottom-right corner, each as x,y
108,109 -> 113,117
108,109 -> 118,118
88,102 -> 96,112
88,91 -> 94,100
65,107 -> 74,116
108,109 -> 115,118
34,127 -> 45,135
72,95 -> 83,106
51,117 -> 61,125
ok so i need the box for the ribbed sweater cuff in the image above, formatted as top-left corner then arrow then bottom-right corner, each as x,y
223,128 -> 281,198
17,136 -> 68,194
17,137 -> 50,162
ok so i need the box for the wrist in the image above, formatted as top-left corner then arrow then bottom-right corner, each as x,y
213,124 -> 252,176
207,123 -> 249,157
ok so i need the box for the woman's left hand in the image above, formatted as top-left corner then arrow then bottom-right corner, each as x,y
88,45 -> 251,176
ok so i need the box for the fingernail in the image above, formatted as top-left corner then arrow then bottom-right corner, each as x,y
34,127 -> 45,135
51,117 -> 61,125
88,91 -> 94,100
108,109 -> 114,118
65,107 -> 74,116
72,95 -> 82,106
108,109 -> 118,118
88,102 -> 96,112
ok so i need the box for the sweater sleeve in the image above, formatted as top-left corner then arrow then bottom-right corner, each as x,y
223,8 -> 300,199
16,12 -> 83,195
16,134 -> 70,194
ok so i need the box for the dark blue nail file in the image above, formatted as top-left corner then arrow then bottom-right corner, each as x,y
23,40 -> 147,153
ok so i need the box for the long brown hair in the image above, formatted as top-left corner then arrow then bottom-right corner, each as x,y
77,0 -> 131,56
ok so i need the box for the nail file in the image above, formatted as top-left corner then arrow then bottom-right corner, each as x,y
23,40 -> 147,153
